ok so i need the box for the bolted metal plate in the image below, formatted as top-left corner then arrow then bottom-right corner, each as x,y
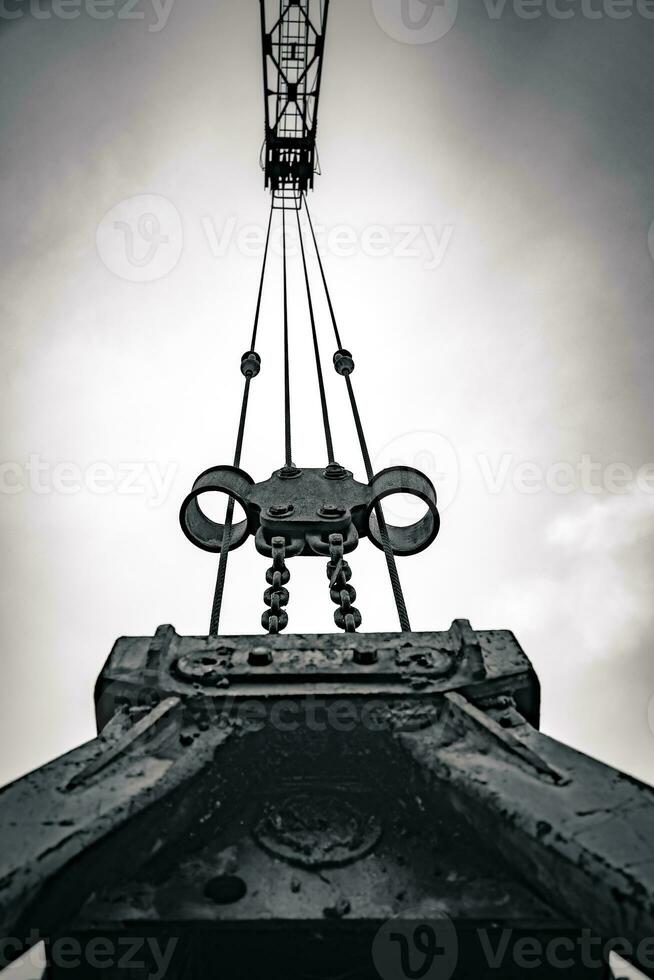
252,466 -> 369,543
94,621 -> 540,732
180,464 -> 440,558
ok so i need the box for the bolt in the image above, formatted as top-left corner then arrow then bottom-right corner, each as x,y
268,503 -> 294,518
278,465 -> 302,480
353,648 -> 378,666
249,648 -> 273,667
323,462 -> 348,480
318,504 -> 346,519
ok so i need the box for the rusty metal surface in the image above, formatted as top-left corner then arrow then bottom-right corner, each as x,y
59,688 -> 573,979
253,792 -> 383,868
95,620 -> 539,731
68,761 -> 560,926
0,698 -> 230,945
401,691 -> 654,963
1,622 -> 652,978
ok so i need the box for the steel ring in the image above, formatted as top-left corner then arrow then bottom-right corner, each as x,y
366,466 -> 440,557
179,465 -> 254,553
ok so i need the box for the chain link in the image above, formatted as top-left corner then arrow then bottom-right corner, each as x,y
326,533 -> 362,633
262,535 -> 289,633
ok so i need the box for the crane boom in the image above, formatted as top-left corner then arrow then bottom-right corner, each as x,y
259,0 -> 330,206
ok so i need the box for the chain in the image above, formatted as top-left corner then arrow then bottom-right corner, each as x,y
327,533 -> 362,633
262,535 -> 290,634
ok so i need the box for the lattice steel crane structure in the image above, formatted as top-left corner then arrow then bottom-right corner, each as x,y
0,3 -> 653,979
259,0 -> 328,205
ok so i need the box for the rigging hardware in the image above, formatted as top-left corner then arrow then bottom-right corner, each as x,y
181,463 -> 439,558
262,536 -> 290,633
182,1 -> 442,637
327,532 -> 362,633
5,9 -> 654,978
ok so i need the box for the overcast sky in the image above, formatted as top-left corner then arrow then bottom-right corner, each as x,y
1,0 -> 654,799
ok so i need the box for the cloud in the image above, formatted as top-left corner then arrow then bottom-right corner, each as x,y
497,491 -> 654,781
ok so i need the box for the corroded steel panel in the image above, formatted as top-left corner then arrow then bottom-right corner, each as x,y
1,623 -> 652,979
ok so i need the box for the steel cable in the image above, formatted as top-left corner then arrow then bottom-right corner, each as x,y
302,194 -> 411,632
296,206 -> 335,465
282,200 -> 294,468
209,202 -> 274,636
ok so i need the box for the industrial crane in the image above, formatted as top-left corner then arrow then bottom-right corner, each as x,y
0,5 -> 652,979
